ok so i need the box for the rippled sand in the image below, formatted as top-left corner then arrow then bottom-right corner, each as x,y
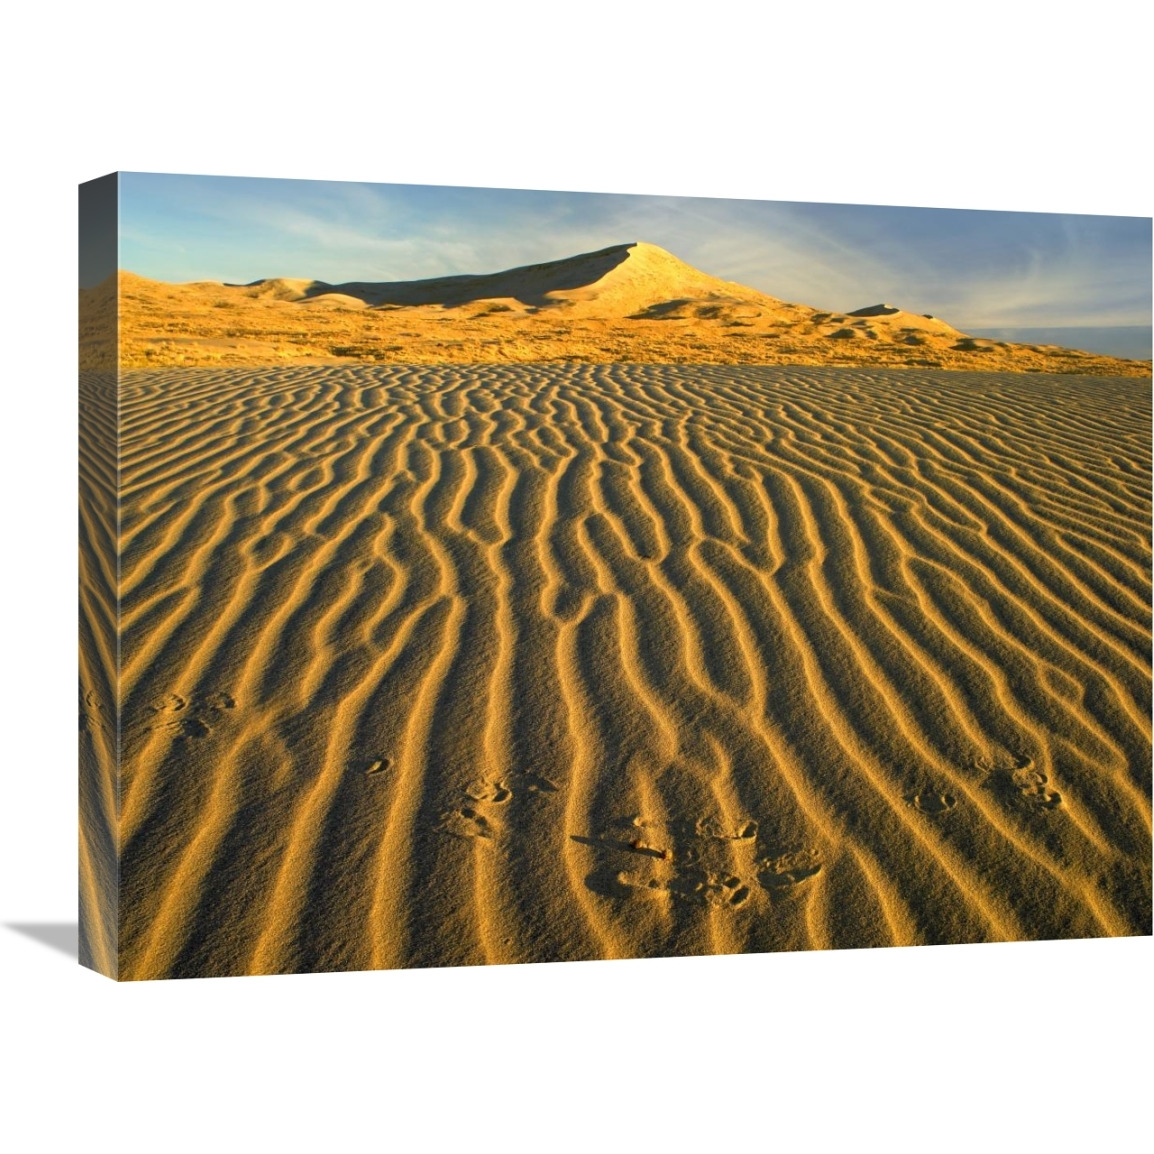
80,365 -> 1152,978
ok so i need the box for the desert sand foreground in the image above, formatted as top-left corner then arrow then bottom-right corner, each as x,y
81,364 -> 1151,978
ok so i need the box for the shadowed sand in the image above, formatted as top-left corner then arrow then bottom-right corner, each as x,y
107,364 -> 1152,978
79,371 -> 119,975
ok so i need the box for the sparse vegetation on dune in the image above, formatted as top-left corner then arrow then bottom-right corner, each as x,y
92,243 -> 1151,377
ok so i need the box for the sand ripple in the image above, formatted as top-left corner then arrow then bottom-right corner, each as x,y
100,364 -> 1151,978
79,371 -> 119,976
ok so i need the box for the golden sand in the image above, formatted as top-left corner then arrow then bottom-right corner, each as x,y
78,371 -> 118,974
108,243 -> 1151,377
81,362 -> 1151,978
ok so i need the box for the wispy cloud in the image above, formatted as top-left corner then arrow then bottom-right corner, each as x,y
119,173 -> 1151,328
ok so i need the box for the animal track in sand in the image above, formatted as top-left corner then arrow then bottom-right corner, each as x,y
148,691 -> 236,715
165,717 -> 212,740
436,778 -> 520,840
577,814 -> 773,907
757,849 -> 823,889
149,693 -> 188,714
974,753 -> 1062,811
696,817 -> 759,841
362,756 -> 392,777
457,774 -> 559,808
464,778 -> 512,804
145,691 -> 237,740
79,689 -> 106,733
437,806 -> 496,840
905,790 -> 958,815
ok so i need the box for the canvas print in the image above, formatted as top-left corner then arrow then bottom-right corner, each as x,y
79,173 -> 1152,980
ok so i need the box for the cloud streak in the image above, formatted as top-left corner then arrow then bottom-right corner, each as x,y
119,173 -> 1151,328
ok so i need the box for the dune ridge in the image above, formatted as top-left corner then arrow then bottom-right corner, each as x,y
107,363 -> 1151,978
235,242 -> 770,315
116,245 -> 1151,376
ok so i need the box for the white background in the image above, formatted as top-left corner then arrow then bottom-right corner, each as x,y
1,3 -> 1149,1150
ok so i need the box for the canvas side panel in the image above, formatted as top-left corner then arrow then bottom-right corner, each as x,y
79,173 -> 119,978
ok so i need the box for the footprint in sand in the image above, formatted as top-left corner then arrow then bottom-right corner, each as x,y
725,878 -> 753,906
437,775 -> 524,839
577,813 -> 762,907
976,753 -> 1062,811
362,756 -> 392,778
612,871 -> 669,899
665,870 -> 754,907
906,790 -> 958,815
437,806 -> 495,840
1011,768 -> 1062,809
79,689 -> 107,733
146,691 -> 237,739
758,849 -> 823,890
149,693 -> 187,714
464,778 -> 512,804
697,817 -> 759,841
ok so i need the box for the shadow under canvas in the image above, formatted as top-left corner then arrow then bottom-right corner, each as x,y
7,923 -> 79,960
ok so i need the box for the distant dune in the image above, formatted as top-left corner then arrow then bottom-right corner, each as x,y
239,242 -> 772,315
102,362 -> 1152,978
107,244 -> 1152,375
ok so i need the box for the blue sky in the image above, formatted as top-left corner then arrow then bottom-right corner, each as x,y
119,173 -> 1152,330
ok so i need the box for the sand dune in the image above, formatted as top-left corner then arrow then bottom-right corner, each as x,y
229,242 -> 775,315
104,363 -> 1151,978
78,276 -> 118,373
116,246 -> 1151,376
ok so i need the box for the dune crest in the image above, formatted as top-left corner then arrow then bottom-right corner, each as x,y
225,241 -> 778,315
848,302 -> 961,336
